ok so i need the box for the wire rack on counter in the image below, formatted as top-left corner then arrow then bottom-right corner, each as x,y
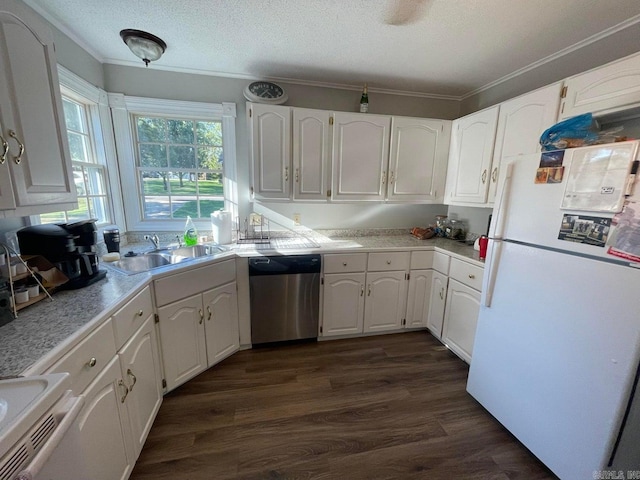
234,214 -> 320,250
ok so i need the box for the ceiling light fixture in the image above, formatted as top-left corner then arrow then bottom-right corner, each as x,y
119,29 -> 167,67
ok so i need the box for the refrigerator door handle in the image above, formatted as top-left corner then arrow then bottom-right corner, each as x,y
481,239 -> 503,308
489,162 -> 515,240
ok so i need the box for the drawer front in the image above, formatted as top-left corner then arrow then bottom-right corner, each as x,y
367,252 -> 410,272
433,252 -> 450,274
449,257 -> 483,291
155,259 -> 236,307
112,286 -> 154,349
323,253 -> 367,273
47,318 -> 117,395
410,250 -> 434,270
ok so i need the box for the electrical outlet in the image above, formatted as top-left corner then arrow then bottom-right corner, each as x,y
249,213 -> 262,226
293,213 -> 301,226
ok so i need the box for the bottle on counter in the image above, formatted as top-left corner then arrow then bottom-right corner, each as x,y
183,216 -> 198,246
359,84 -> 369,113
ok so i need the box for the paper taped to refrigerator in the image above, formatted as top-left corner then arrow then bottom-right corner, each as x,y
561,143 -> 636,213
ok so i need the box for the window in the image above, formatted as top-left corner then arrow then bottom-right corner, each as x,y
37,66 -> 121,229
110,96 -> 237,232
135,115 -> 225,219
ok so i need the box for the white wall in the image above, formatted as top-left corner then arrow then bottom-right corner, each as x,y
103,64 -> 461,231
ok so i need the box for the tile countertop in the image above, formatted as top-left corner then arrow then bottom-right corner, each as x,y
0,234 -> 482,377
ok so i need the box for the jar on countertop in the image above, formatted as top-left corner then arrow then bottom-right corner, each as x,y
435,215 -> 448,237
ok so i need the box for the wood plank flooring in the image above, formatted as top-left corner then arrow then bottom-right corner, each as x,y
130,332 -> 557,480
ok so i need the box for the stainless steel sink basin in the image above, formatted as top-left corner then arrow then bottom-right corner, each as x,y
159,244 -> 227,260
111,253 -> 172,273
109,244 -> 229,274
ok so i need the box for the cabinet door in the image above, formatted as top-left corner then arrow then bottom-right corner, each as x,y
442,278 -> 481,363
74,356 -> 132,480
444,106 -> 499,205
560,52 -> 640,119
249,103 -> 291,199
405,269 -> 433,328
321,272 -> 365,336
0,2 -> 75,208
387,117 -> 451,202
118,315 -> 163,460
203,281 -> 240,367
363,271 -> 407,333
292,108 -> 330,201
331,112 -> 390,201
427,270 -> 448,339
487,83 -> 561,203
157,294 -> 207,391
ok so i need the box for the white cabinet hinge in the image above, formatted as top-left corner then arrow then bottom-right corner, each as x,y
249,108 -> 252,118
560,85 -> 568,98
162,379 -> 167,388
329,116 -> 334,126
406,273 -> 410,280
154,313 -> 159,324
320,325 -> 323,334
321,276 -> 324,285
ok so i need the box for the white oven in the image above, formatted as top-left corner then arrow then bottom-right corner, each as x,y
0,374 -> 83,480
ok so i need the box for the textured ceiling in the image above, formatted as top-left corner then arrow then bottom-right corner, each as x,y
24,0 -> 640,98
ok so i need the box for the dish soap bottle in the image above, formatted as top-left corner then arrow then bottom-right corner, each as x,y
183,216 -> 198,246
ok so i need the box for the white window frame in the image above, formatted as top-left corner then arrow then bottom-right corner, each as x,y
32,66 -> 124,235
110,94 -> 237,233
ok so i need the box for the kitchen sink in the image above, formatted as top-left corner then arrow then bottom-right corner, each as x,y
109,244 -> 229,275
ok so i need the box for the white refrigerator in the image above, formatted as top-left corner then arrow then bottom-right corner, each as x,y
467,141 -> 640,479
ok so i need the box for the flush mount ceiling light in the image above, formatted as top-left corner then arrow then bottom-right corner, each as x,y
119,29 -> 167,67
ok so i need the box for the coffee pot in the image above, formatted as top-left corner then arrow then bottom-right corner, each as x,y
17,219 -> 107,289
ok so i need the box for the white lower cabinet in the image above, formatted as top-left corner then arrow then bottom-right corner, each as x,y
117,315 -> 163,458
405,269 -> 433,328
203,282 -> 240,367
442,279 -> 481,363
427,270 -> 448,338
74,356 -> 133,480
155,260 -> 239,391
363,270 -> 407,332
158,293 -> 208,391
441,257 -> 484,363
322,272 -> 365,336
45,288 -> 163,480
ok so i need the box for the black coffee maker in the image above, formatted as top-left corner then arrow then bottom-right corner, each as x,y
17,220 -> 107,290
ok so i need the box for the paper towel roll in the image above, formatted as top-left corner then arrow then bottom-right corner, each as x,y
211,210 -> 232,244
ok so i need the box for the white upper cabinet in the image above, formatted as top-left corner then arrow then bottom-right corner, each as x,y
0,0 -> 76,210
292,108 -> 331,201
445,106 -> 499,205
560,52 -> 640,120
248,103 -> 291,200
487,83 -> 562,203
331,112 -> 391,201
387,116 -> 451,203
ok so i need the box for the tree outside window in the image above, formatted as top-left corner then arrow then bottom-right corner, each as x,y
135,116 -> 224,219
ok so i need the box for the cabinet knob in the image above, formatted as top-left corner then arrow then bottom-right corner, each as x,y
386,260 -> 391,265
343,262 -> 347,266
367,285 -> 371,296
284,166 -> 289,181
136,309 -> 144,317
87,357 -> 97,368
207,305 -> 212,321
481,169 -> 487,184
468,274 -> 475,279
199,309 -> 204,324
491,167 -> 498,182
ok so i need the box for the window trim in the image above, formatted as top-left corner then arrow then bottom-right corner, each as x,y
110,94 -> 237,233
32,66 -> 124,236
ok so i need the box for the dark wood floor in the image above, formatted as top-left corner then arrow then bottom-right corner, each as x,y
130,332 -> 557,480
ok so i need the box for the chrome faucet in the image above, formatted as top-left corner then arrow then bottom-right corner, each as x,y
144,233 -> 160,250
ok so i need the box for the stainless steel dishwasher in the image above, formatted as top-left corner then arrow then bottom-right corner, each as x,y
249,254 -> 321,344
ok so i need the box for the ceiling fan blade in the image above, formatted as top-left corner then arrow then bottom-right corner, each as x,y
384,0 -> 430,26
